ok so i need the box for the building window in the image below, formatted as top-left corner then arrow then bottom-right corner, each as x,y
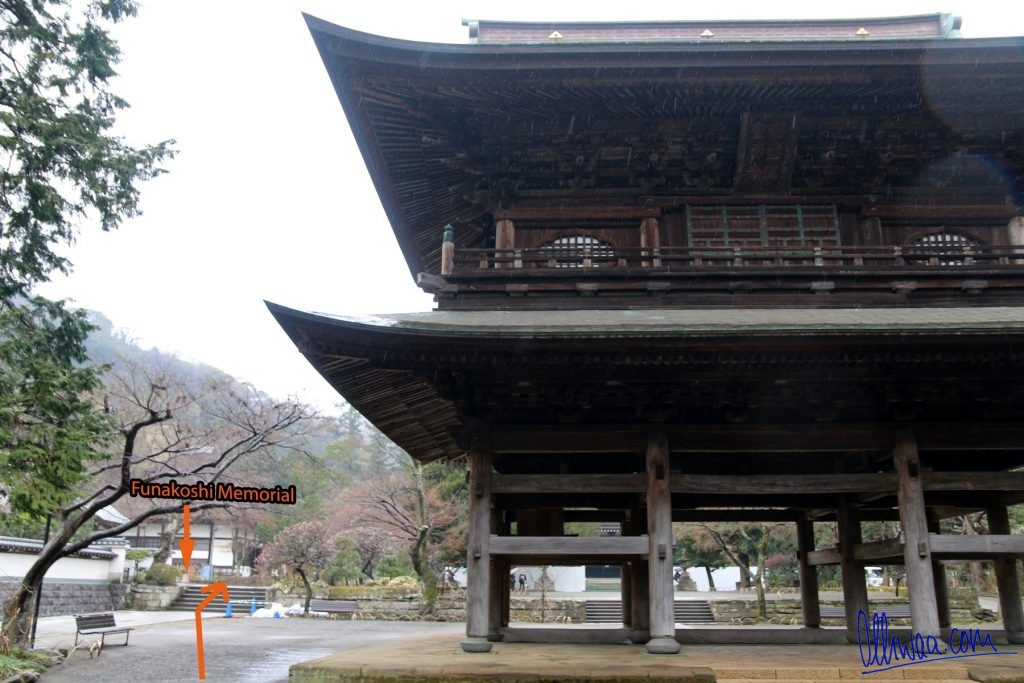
539,235 -> 615,268
686,205 -> 840,248
908,231 -> 979,265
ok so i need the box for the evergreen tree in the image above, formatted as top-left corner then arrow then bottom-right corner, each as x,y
0,0 -> 172,648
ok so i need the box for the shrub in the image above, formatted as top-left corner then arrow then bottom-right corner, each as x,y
144,563 -> 183,586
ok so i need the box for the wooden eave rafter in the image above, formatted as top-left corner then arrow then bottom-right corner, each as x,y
305,15 -> 1024,281
268,302 -> 1024,463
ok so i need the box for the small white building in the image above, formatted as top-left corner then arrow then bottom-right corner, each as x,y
126,514 -> 257,575
0,536 -> 125,582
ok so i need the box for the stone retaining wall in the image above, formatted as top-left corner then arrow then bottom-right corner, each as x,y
0,581 -> 129,618
128,585 -> 182,610
267,587 -> 584,622
709,593 -> 987,625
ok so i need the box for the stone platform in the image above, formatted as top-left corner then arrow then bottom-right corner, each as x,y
290,631 -> 1024,682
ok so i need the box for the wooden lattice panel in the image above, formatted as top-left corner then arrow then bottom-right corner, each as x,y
687,205 -> 840,248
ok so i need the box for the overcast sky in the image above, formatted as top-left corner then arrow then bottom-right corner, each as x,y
38,1 -> 1024,414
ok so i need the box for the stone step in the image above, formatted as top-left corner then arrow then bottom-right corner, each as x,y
169,585 -> 267,612
584,599 -> 716,623
718,680 -> 970,683
715,666 -> 971,681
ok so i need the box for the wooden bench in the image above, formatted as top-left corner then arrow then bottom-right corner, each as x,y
308,599 -> 357,617
74,613 -> 133,647
819,606 -> 912,619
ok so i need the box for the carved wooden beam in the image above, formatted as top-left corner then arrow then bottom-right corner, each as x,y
489,535 -> 648,556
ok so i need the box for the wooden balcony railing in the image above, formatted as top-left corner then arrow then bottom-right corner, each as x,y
449,244 -> 1024,273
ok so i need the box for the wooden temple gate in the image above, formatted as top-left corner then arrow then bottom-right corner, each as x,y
274,13 -> 1024,654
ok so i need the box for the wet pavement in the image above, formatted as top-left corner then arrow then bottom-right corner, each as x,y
39,617 -> 463,682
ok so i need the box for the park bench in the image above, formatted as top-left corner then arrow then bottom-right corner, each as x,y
74,613 -> 133,647
819,606 -> 912,619
308,599 -> 358,618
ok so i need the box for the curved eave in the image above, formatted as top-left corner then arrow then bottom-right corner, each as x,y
269,301 -> 1024,341
304,14 -> 1024,283
269,302 -> 463,463
269,301 -> 1024,464
305,15 -> 1024,68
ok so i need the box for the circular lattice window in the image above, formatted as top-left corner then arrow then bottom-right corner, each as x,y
539,235 -> 616,268
907,232 -> 979,265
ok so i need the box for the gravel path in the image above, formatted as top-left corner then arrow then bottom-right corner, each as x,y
40,617 -> 463,682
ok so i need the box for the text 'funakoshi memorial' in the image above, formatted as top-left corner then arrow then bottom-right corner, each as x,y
271,13 -> 1024,653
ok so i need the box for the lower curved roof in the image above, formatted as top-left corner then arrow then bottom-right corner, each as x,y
269,302 -> 1024,463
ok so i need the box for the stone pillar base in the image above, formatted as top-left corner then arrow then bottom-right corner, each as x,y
628,630 -> 650,644
486,631 -> 504,642
646,637 -> 681,654
460,637 -> 493,653
1007,632 -> 1024,645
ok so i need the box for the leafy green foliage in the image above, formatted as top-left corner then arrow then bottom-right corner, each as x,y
0,0 -> 173,300
0,648 -> 51,678
125,547 -> 150,574
374,551 -> 414,579
323,536 -> 362,585
143,563 -> 182,586
0,298 -> 112,517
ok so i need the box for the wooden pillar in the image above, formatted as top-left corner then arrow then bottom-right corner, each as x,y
461,444 -> 493,652
1008,216 -> 1024,248
640,217 -> 662,267
620,562 -> 633,627
495,219 -> 515,269
626,508 -> 650,643
927,515 -> 951,629
441,224 -> 455,275
487,506 -> 503,641
645,432 -> 680,654
838,496 -> 869,642
796,519 -> 821,628
893,429 -> 941,641
630,559 -> 650,642
988,506 -> 1024,643
488,558 -> 503,640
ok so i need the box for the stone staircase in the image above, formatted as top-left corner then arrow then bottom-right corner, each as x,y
169,584 -> 268,613
584,599 -> 716,624
713,664 -> 973,682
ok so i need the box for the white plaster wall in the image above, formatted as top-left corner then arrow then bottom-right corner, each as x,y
0,551 -> 113,581
511,566 -> 586,592
687,566 -> 759,592
107,546 -> 127,581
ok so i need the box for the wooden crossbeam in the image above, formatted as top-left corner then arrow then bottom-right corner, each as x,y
491,471 -> 1024,499
924,472 -> 1024,491
489,535 -> 648,556
563,510 -> 626,523
852,538 -> 905,562
670,473 -> 896,494
492,424 -> 1024,454
671,509 -> 801,522
492,473 -> 644,494
806,548 -> 842,566
929,533 -> 1024,558
809,534 -> 1024,566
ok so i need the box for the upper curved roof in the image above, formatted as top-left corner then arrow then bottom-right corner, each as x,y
305,15 -> 1024,282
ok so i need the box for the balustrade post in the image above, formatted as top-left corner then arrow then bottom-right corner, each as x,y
495,219 -> 515,270
1008,217 -> 1024,266
640,217 -> 661,267
441,224 -> 455,276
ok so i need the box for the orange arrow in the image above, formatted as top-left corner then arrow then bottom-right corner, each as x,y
194,581 -> 230,680
179,503 -> 195,572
